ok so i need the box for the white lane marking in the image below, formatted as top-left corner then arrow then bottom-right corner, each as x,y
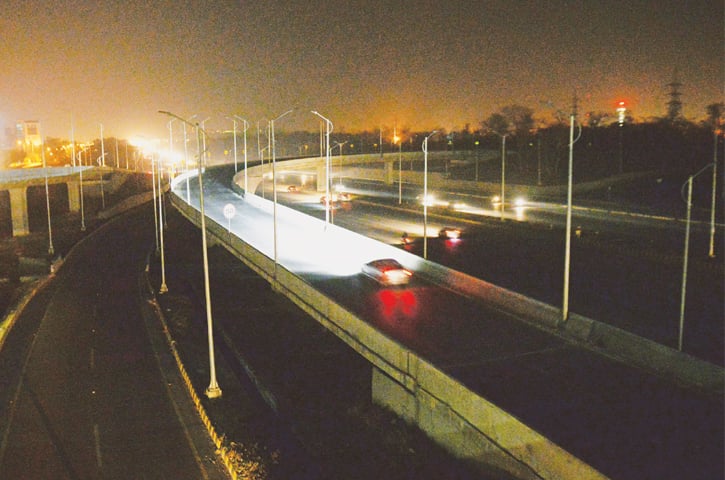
93,423 -> 103,469
90,348 -> 95,370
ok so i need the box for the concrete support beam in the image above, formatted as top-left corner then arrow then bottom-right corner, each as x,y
67,181 -> 80,212
383,159 -> 394,185
8,187 -> 29,236
316,162 -> 327,192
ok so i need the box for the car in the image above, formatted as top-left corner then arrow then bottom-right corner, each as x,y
361,258 -> 412,286
491,195 -> 527,208
438,227 -> 462,239
320,192 -> 351,204
320,194 -> 335,204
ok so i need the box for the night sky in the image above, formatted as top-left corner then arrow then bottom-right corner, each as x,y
2,0 -> 722,141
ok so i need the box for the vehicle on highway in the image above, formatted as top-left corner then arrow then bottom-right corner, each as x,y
361,259 -> 412,286
320,193 -> 351,204
491,195 -> 527,208
438,227 -> 462,239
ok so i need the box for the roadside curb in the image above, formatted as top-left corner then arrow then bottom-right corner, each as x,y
0,276 -> 53,352
141,265 -> 244,480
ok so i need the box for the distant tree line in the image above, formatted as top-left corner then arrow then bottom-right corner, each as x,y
8,102 -> 722,187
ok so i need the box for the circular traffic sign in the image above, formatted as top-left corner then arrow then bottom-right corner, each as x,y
223,203 -> 236,219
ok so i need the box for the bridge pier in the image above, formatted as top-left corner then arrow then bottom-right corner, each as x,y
8,187 -> 29,236
316,163 -> 327,192
383,159 -> 395,185
67,181 -> 81,212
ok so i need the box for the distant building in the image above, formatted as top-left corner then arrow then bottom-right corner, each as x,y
19,121 -> 41,150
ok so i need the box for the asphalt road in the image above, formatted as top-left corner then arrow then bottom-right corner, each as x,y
0,205 -> 228,479
285,178 -> 724,365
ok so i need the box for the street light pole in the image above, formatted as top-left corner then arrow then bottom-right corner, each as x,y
40,123 -> 54,256
157,155 -> 168,294
158,110 -> 221,398
398,136 -> 402,204
271,109 -> 293,276
561,110 -> 577,324
99,123 -> 106,210
422,131 -> 438,260
312,111 -> 333,229
151,152 -> 159,254
333,140 -> 347,188
708,130 -> 719,258
183,114 -> 197,203
71,117 -> 86,231
233,115 -> 249,193
229,117 -> 238,172
78,149 -> 86,231
679,162 -> 716,351
500,134 -> 507,221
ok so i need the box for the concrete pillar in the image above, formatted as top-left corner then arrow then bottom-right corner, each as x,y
316,162 -> 327,192
67,181 -> 80,212
383,159 -> 394,185
9,187 -> 29,236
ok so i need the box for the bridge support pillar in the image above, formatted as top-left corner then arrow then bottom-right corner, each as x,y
383,159 -> 394,185
67,181 -> 80,212
8,187 -> 29,236
316,162 -> 328,192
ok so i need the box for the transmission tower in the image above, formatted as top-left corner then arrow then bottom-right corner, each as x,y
666,69 -> 683,121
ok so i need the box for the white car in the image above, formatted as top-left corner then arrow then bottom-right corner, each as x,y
361,259 -> 412,286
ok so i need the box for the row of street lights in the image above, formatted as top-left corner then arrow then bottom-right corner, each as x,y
152,105 -> 719,404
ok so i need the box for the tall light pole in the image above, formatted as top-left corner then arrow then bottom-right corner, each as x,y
333,140 -> 347,188
234,115 -> 249,193
679,162 -> 716,351
200,117 -> 210,166
422,131 -> 438,260
183,114 -> 198,203
561,106 -> 579,324
157,155 -> 168,294
312,111 -> 333,228
394,130 -> 402,204
99,124 -> 106,210
40,123 -> 54,256
115,137 -> 120,169
708,129 -> 719,258
228,116 -> 239,172
158,110 -> 222,399
71,116 -> 86,231
78,147 -> 86,231
271,109 -> 293,276
159,119 -> 175,294
499,134 -> 507,221
150,152 -> 159,254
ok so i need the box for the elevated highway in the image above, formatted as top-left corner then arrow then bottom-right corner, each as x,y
168,162 -> 723,480
0,167 -> 112,236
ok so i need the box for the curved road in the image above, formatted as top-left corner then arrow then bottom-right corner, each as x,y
175,165 -> 723,480
0,205 -> 227,479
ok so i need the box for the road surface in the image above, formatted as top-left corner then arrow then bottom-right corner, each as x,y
0,205 -> 228,479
